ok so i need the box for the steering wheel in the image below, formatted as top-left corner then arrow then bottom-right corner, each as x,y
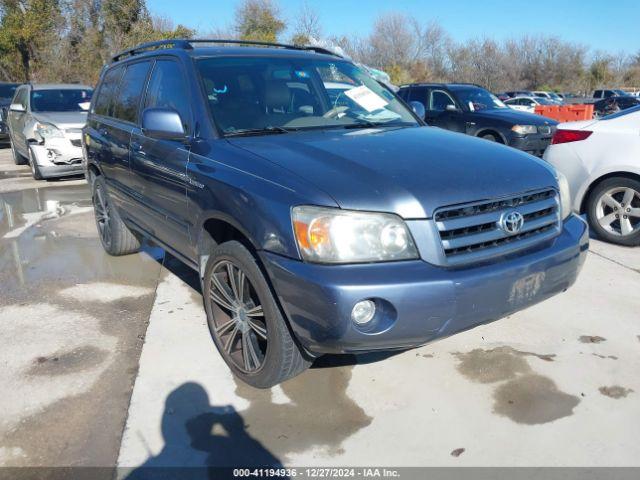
322,106 -> 349,119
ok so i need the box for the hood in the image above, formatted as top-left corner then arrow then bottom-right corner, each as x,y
474,108 -> 558,126
33,111 -> 87,130
228,126 -> 558,218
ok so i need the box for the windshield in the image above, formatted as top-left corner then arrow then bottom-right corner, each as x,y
0,84 -> 18,100
30,89 -> 92,112
454,87 -> 507,111
196,57 -> 418,135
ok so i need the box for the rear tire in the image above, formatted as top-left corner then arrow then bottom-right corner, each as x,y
92,175 -> 141,255
203,240 -> 310,388
11,139 -> 27,165
587,176 -> 640,246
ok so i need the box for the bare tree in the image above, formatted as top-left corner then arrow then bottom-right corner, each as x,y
290,1 -> 321,45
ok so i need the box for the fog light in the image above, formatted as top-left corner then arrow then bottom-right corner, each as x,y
351,300 -> 376,325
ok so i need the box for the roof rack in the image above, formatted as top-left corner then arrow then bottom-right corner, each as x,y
111,38 -> 341,63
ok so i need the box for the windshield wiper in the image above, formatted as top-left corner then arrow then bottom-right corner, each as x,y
341,121 -> 414,130
224,126 -> 293,137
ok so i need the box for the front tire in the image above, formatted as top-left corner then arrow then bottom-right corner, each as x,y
203,241 -> 310,388
587,177 -> 640,246
481,133 -> 498,142
28,147 -> 43,180
92,176 -> 141,255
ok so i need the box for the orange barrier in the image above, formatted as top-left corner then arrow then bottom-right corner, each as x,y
534,104 -> 594,122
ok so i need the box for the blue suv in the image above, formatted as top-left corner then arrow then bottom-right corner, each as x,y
83,39 -> 588,388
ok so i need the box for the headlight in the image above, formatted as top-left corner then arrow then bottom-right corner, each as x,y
35,122 -> 64,139
556,171 -> 572,220
292,206 -> 419,264
511,125 -> 538,135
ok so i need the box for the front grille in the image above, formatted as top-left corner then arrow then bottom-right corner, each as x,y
70,139 -> 82,147
434,188 -> 561,266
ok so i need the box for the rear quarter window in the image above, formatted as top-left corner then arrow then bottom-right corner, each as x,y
112,61 -> 151,123
94,66 -> 124,117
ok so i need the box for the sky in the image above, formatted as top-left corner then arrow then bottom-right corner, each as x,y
147,0 -> 640,55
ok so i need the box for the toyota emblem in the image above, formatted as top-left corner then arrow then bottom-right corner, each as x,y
500,211 -> 524,235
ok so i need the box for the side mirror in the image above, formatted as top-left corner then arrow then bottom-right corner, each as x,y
409,101 -> 426,119
10,103 -> 25,113
141,107 -> 186,141
445,104 -> 459,112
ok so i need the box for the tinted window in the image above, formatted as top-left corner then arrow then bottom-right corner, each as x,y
113,61 -> 151,123
407,87 -> 428,106
430,90 -> 456,111
95,67 -> 124,116
144,60 -> 191,133
30,89 -> 92,113
0,84 -> 18,99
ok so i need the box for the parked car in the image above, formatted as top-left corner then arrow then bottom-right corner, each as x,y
544,105 -> 640,245
0,82 -> 20,144
495,92 -> 511,101
84,39 -> 587,387
593,96 -> 640,117
398,83 -> 558,157
505,90 -> 536,98
592,89 -> 631,99
7,84 -> 92,179
532,91 -> 564,104
505,96 -> 557,113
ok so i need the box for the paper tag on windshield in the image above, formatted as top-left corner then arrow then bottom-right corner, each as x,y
344,85 -> 388,112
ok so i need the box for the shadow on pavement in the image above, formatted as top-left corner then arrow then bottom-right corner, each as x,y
124,382 -> 284,480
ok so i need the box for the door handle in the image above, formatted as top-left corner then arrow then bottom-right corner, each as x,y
131,142 -> 146,156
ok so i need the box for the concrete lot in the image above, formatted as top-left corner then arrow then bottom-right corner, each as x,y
0,148 -> 638,471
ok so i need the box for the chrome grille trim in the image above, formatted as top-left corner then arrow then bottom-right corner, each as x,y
433,188 -> 561,266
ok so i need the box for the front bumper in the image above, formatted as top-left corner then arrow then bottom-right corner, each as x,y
509,133 -> 553,157
261,215 -> 588,355
30,138 -> 84,178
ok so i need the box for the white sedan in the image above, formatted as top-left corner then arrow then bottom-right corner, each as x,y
505,96 -> 557,113
543,105 -> 640,245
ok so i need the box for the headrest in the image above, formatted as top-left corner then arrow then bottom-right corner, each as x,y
265,81 -> 290,110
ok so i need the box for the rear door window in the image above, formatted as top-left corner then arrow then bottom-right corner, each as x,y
113,61 -> 151,123
143,59 -> 191,134
94,66 -> 124,117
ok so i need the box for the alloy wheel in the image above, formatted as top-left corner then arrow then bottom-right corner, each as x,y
596,187 -> 640,237
208,260 -> 267,373
94,186 -> 112,247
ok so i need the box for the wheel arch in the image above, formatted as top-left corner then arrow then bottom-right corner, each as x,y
580,171 -> 640,214
476,128 -> 506,144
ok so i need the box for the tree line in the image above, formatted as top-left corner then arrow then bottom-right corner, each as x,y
1,0 -> 639,93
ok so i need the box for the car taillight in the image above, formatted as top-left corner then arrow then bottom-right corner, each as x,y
551,129 -> 592,145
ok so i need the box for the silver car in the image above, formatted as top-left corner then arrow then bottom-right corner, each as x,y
7,84 -> 92,180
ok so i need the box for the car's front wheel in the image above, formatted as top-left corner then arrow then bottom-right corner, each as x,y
28,147 -> 43,180
92,176 -> 141,255
203,241 -> 311,388
587,176 -> 640,246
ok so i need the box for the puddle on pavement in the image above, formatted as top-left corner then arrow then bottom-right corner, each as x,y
493,374 -> 580,424
0,185 -> 163,303
454,347 -> 579,424
599,386 -> 634,399
230,363 -> 372,459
